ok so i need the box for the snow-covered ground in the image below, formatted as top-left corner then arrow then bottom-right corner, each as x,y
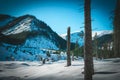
0,58 -> 120,80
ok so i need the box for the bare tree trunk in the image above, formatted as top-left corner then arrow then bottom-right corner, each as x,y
113,0 -> 120,57
67,27 -> 71,66
84,0 -> 94,80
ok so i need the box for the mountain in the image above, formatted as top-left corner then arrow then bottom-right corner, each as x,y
61,31 -> 84,46
92,30 -> 113,47
60,30 -> 113,47
92,30 -> 113,38
93,33 -> 113,47
0,14 -> 75,61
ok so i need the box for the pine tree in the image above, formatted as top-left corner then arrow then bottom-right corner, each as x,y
67,27 -> 71,66
84,0 -> 94,80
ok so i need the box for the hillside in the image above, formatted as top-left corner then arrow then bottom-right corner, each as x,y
0,14 -> 75,61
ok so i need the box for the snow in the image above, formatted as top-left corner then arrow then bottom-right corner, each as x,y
25,36 -> 58,50
60,31 -> 84,46
2,17 -> 32,35
92,30 -> 113,38
0,58 -> 120,80
0,38 -> 63,61
60,31 -> 81,39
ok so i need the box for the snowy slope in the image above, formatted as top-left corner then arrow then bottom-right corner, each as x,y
61,31 -> 84,46
0,14 -> 70,61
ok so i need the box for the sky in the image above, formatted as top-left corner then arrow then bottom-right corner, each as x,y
0,0 -> 116,34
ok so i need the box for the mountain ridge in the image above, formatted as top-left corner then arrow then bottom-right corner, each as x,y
60,30 -> 113,47
0,14 -> 74,50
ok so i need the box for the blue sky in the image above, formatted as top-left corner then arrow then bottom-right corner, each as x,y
0,0 -> 116,34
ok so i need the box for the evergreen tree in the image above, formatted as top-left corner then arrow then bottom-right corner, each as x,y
84,0 -> 94,80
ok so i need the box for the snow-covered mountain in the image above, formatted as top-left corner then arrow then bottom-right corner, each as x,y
61,31 -> 84,46
92,30 -> 113,38
60,30 -> 113,46
0,14 -> 75,61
